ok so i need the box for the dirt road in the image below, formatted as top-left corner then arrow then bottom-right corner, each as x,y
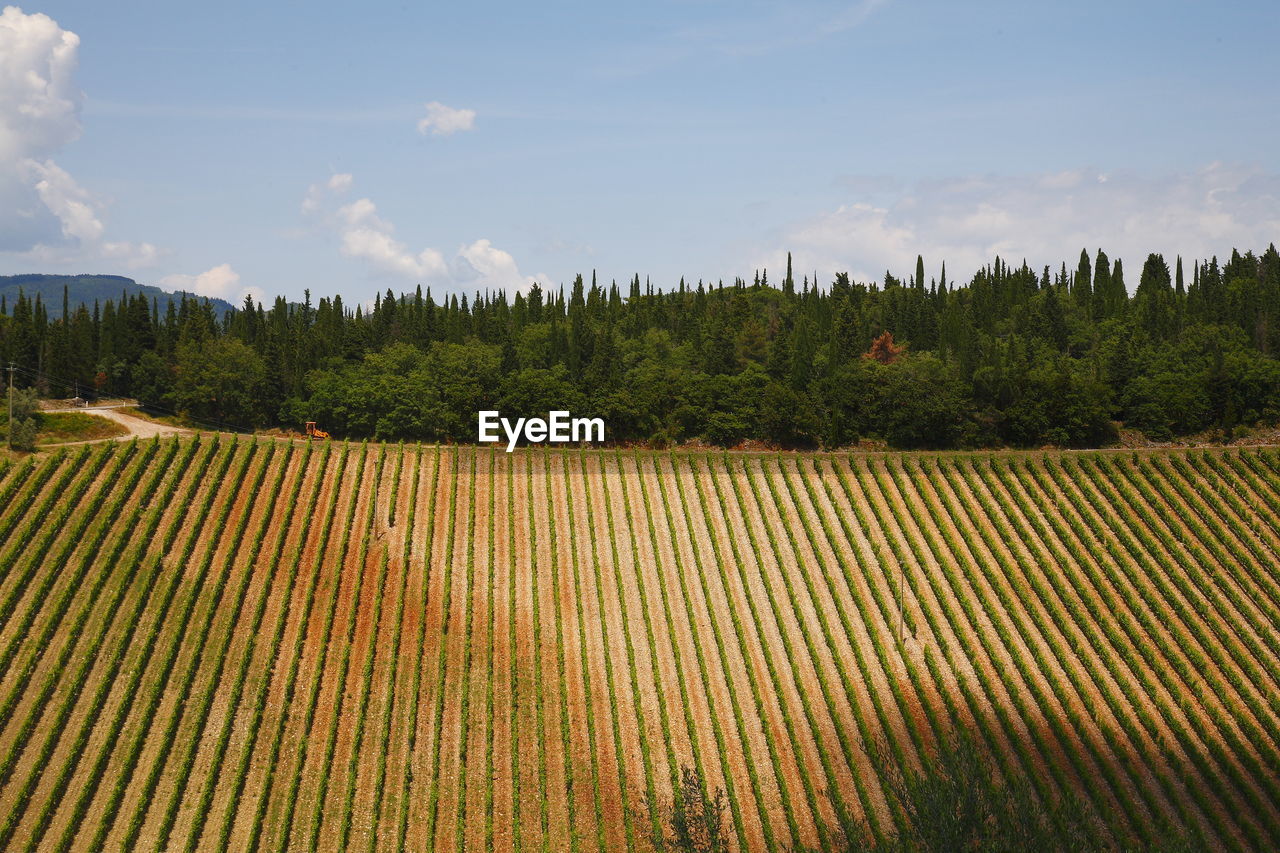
82,407 -> 192,439
38,402 -> 193,444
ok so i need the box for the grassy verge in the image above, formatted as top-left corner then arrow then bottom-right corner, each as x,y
35,411 -> 128,445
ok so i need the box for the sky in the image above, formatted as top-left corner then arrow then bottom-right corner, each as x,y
0,1 -> 1277,308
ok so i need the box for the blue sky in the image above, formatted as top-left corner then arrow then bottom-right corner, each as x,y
1,1 -> 1277,306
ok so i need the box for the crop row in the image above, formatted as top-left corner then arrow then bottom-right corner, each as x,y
332,445 -> 399,852
392,445 -> 443,853
87,437 -> 253,849
932,459 -> 1183,843
266,442 -> 373,853
21,437 -> 203,851
1039,457 -> 1274,845
0,437 -> 172,847
365,445 -> 423,853
298,442 -> 385,851
117,440 -> 287,849
6,444 -> 1278,851
208,441 -> 350,852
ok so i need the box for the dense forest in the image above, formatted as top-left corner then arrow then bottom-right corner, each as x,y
2,245 -> 1279,449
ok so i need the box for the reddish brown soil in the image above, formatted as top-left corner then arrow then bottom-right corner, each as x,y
696,457 -> 821,850
30,440 -> 222,849
47,440 -> 222,851
133,443 -> 297,851
400,447 -> 458,853
228,444 -> 365,850
563,452 -> 629,851
651,454 -> 770,852
167,444 -> 321,850
582,453 -> 660,848
285,445 -> 382,851
9,442 -> 1280,852
488,451 -> 517,853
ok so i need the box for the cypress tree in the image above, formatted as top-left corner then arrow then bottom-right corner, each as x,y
1041,286 -> 1068,351
1188,261 -> 1204,322
1174,255 -> 1186,333
789,314 -> 816,389
1202,257 -> 1223,323
1261,243 -> 1280,353
1111,259 -> 1126,313
1074,248 -> 1092,314
1092,250 -> 1112,319
1135,253 -> 1174,339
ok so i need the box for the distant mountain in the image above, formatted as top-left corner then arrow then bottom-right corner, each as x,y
0,274 -> 236,319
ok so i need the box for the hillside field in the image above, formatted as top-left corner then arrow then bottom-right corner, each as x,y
0,439 -> 1278,851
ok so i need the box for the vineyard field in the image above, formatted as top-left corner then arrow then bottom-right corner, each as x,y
1,436 -> 1278,851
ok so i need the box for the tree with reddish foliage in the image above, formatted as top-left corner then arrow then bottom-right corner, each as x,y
864,330 -> 905,365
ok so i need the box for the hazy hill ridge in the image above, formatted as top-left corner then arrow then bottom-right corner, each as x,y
0,273 -> 235,319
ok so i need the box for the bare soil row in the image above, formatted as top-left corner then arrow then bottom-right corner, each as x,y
1,440 -> 1276,851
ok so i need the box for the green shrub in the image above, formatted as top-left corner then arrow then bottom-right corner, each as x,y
645,766 -> 731,853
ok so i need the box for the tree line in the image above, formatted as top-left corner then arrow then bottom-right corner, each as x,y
1,245 -> 1278,449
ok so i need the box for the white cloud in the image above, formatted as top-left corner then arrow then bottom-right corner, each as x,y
759,164 -> 1280,287
303,173 -> 546,295
22,158 -> 102,242
416,101 -> 475,136
337,200 -> 449,279
100,239 -> 160,268
0,5 -> 81,163
0,6 -> 159,267
301,171 -> 353,214
159,263 -> 260,305
451,239 -> 550,295
336,197 -> 385,229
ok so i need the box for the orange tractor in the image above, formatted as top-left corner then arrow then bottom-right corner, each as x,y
304,421 -> 331,440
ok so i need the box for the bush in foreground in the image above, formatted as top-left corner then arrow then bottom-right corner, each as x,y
652,730 -> 1208,852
